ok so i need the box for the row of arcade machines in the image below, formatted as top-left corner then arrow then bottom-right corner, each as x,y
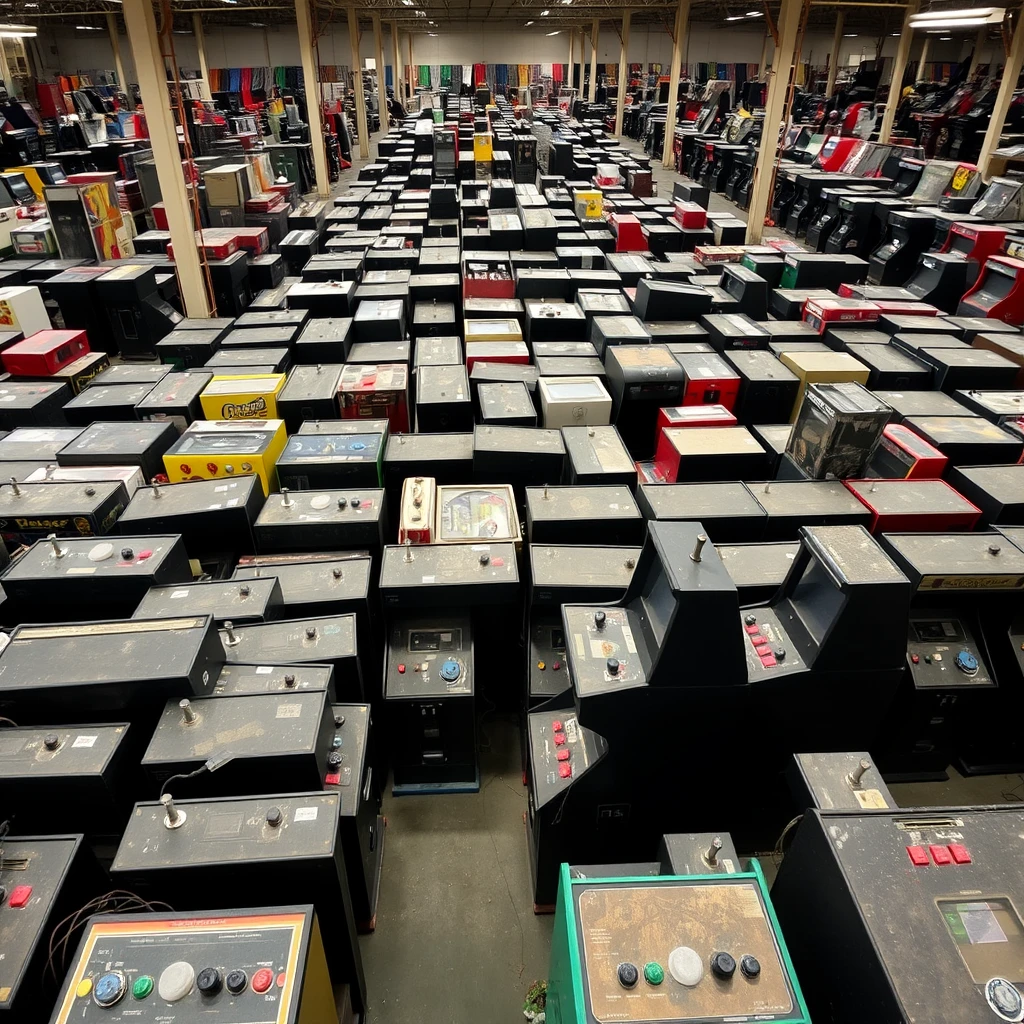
526,515 -> 1024,911
548,750 -> 1024,1024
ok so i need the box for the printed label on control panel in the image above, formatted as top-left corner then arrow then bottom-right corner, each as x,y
293,806 -> 318,821
275,704 -> 303,719
72,735 -> 97,748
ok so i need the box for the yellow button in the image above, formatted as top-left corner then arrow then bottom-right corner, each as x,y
934,653 -> 943,662
537,661 -> 546,670
76,978 -> 93,999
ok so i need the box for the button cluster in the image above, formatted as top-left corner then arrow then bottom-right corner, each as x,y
743,615 -> 784,669
622,947 -> 761,989
906,843 -> 972,866
552,720 -> 571,778
75,961 -> 287,1005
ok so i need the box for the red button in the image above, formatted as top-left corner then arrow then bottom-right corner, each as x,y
760,654 -> 777,668
492,557 -> 504,567
276,973 -> 286,988
398,664 -> 405,674
553,661 -> 561,670
744,624 -> 759,634
906,845 -> 929,866
558,763 -> 572,778
749,634 -> 765,645
554,733 -> 566,746
929,844 -> 952,865
252,969 -> 273,994
911,654 -> 920,664
552,720 -> 562,732
754,643 -> 771,657
325,773 -> 340,785
137,550 -> 153,560
556,749 -> 569,761
948,844 -> 971,864
8,885 -> 31,907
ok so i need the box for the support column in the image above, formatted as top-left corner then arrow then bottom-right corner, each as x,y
969,25 -> 987,78
191,15 -> 212,100
295,0 -> 329,194
826,11 -> 844,96
579,27 -> 587,91
349,7 -> 369,158
107,14 -> 129,97
568,28 -> 574,86
758,29 -> 770,77
407,32 -> 414,100
662,0 -> 691,167
372,12 -> 385,133
916,35 -> 930,84
391,20 -> 402,105
122,0 -> 209,316
588,18 -> 599,101
614,10 -> 631,136
878,0 -> 919,143
979,13 -> 1024,178
745,0 -> 801,244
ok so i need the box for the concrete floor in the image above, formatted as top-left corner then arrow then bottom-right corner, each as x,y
335,130 -> 1023,1024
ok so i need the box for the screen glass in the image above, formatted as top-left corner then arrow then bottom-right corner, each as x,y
939,898 -> 1024,984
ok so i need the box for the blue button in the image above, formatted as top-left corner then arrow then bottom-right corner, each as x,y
439,659 -> 461,682
955,650 -> 979,675
94,972 -> 126,1008
350,442 -> 366,451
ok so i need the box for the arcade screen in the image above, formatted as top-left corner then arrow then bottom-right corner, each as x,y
939,899 -> 1024,984
892,160 -> 925,195
971,178 -> 1024,221
790,558 -> 845,645
2,173 -> 33,204
641,562 -> 674,648
909,162 -> 957,204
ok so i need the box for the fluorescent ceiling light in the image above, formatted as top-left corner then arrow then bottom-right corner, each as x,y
250,22 -> 265,27
746,10 -> 763,16
75,24 -> 101,29
427,31 -> 437,35
844,32 -> 858,36
525,19 -> 534,24
546,29 -> 560,34
401,0 -> 414,5
0,23 -> 35,34
541,9 -> 550,14
910,6 -> 1004,26
725,14 -> 745,20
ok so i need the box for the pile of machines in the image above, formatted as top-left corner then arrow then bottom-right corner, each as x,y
2,88 -> 1024,1024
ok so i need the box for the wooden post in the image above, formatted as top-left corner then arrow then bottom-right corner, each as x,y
969,25 -> 987,78
407,31 -> 414,99
614,10 -> 631,136
662,0 -> 690,167
295,0 -> 329,194
878,0 -> 919,143
758,28 -> 770,77
916,34 -> 930,83
588,18 -> 599,101
107,13 -> 129,97
122,0 -> 209,316
979,13 -> 1024,179
372,12 -> 386,136
825,11 -> 844,96
348,7 -> 369,158
391,20 -> 402,103
579,27 -> 587,91
568,27 -> 574,85
745,0 -> 802,244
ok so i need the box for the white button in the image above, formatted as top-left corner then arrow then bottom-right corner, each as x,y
668,946 -> 703,986
309,494 -> 331,510
88,542 -> 114,561
157,961 -> 195,1002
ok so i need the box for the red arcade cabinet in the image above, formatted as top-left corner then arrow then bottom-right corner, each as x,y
957,255 -> 1024,324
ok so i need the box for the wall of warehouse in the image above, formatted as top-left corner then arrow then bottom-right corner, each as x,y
31,20 -> 995,93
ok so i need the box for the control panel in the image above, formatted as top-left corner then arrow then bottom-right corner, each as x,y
1,836 -> 85,1018
530,615 -> 570,701
322,703 -> 369,813
233,556 -> 372,616
528,711 -> 607,801
562,606 -> 648,698
557,872 -> 807,1024
529,545 -> 640,606
740,608 -> 805,678
132,577 -> 283,625
379,542 -> 519,607
141,691 -> 333,793
254,489 -> 385,552
0,723 -> 127,783
399,476 -> 436,545
906,613 -> 994,690
789,751 -> 895,812
48,906 -> 335,1024
213,662 -> 335,697
386,619 -> 472,699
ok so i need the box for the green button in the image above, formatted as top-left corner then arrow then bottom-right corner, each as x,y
132,976 -> 154,1000
644,962 -> 664,985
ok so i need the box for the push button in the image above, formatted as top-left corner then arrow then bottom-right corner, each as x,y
906,845 -> 929,866
132,976 -> 154,1000
398,664 -> 405,674
552,720 -> 562,731
8,885 -> 31,907
558,762 -> 572,778
760,654 -> 777,668
556,749 -> 569,761
554,733 -> 566,746
252,968 -> 274,994
948,843 -> 972,864
325,772 -> 341,785
929,844 -> 952,865
617,963 -> 639,988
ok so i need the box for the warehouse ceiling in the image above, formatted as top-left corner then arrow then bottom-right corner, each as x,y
16,0 -> 1008,40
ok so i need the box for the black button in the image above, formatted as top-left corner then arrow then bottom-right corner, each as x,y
225,970 -> 247,995
607,658 -> 620,675
740,955 -> 760,978
594,610 -> 606,629
337,497 -> 348,509
617,962 -> 639,988
121,547 -> 134,560
710,952 -> 736,979
43,733 -> 60,750
196,968 -> 222,996
327,751 -> 343,769
266,806 -> 283,828
351,498 -> 361,508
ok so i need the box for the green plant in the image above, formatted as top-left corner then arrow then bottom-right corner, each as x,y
523,979 -> 547,1015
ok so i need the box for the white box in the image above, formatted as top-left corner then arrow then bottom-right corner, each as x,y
0,286 -> 49,337
24,463 -> 146,495
538,375 -> 613,429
